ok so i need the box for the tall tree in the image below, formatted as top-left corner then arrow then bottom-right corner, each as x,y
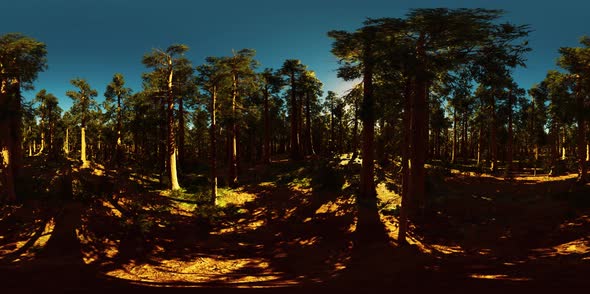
299,70 -> 323,156
142,44 -> 190,190
0,33 -> 47,201
329,24 -> 380,201
221,49 -> 258,186
197,56 -> 225,204
34,89 -> 61,158
66,78 -> 98,168
104,73 -> 131,167
557,36 -> 590,183
259,68 -> 284,164
280,59 -> 306,161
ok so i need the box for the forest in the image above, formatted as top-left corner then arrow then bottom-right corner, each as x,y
1,8 -> 589,291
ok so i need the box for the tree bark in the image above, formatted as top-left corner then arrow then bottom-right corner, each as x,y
359,38 -> 376,200
576,84 -> 586,183
562,126 -> 566,160
507,90 -> 513,175
167,62 -> 181,190
348,100 -> 360,165
305,91 -> 315,156
81,127 -> 88,168
178,96 -> 185,171
289,71 -> 302,161
263,88 -> 271,164
490,96 -> 497,174
229,73 -> 238,187
116,91 -> 122,167
410,36 -> 427,211
398,77 -> 412,244
210,86 -> 218,204
451,109 -> 457,163
64,128 -> 69,155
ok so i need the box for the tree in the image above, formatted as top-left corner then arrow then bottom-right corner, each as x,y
259,68 -> 284,164
280,59 -> 306,161
197,56 -> 225,204
104,73 -> 131,167
34,89 -> 61,158
299,70 -> 323,156
66,78 -> 98,168
0,33 -> 47,202
557,36 -> 590,183
142,44 -> 190,191
221,49 -> 258,186
329,24 -> 380,201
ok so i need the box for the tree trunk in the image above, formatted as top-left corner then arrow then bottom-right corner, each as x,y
167,64 -> 180,190
210,86 -> 218,205
263,88 -> 271,164
410,36 -> 427,211
305,91 -> 315,156
8,80 -> 23,177
81,126 -> 88,168
562,126 -> 566,160
576,85 -> 586,183
550,123 -> 558,174
290,72 -> 301,161
116,92 -> 122,167
178,96 -> 185,171
348,100 -> 360,165
64,128 -> 69,155
398,77 -> 412,244
229,74 -> 238,186
490,97 -> 497,174
451,109 -> 457,163
330,102 -> 335,154
462,116 -> 468,163
1,127 -> 16,202
359,40 -> 376,200
507,90 -> 513,175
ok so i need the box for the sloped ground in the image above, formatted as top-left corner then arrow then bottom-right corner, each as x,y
1,157 -> 589,292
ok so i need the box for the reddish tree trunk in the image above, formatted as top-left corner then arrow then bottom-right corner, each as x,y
359,40 -> 376,200
410,37 -> 427,211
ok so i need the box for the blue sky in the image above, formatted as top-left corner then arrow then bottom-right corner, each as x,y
2,0 -> 589,111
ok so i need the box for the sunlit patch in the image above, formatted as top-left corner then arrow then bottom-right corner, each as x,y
427,244 -> 465,255
100,200 -> 123,218
347,222 -> 357,233
559,215 -> 590,229
105,257 -> 285,286
77,226 -> 119,265
221,189 -> 257,206
469,273 -> 531,281
32,218 -> 55,248
283,207 -> 297,219
553,239 -> 590,255
92,168 -> 104,176
258,182 -> 276,188
314,197 -> 354,216
214,219 -> 265,235
298,236 -> 318,246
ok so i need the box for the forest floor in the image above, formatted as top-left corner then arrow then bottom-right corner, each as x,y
1,156 -> 590,292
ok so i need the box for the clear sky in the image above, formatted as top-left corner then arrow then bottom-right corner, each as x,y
2,0 -> 590,111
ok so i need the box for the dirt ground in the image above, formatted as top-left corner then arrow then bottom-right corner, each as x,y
1,159 -> 589,293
